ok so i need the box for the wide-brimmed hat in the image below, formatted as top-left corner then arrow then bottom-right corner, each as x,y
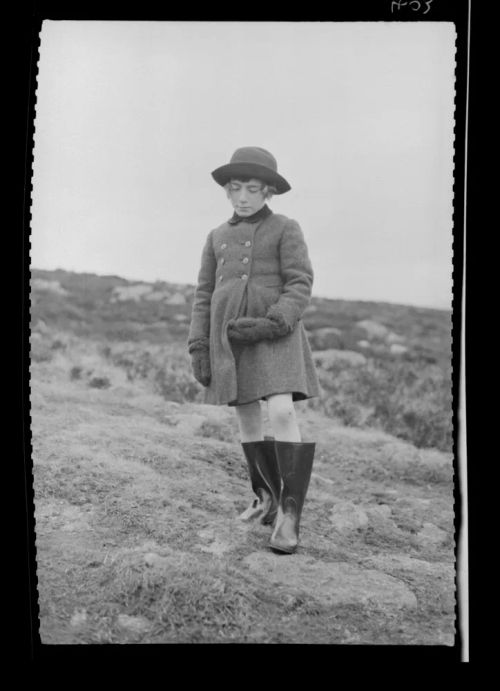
211,147 -> 291,194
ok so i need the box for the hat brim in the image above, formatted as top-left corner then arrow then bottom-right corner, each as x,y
211,162 -> 291,194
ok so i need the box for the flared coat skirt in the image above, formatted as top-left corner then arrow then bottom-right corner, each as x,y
204,287 -> 321,407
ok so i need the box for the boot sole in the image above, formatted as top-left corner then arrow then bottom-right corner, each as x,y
269,540 -> 297,554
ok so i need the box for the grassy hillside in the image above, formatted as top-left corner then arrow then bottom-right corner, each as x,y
30,268 -> 453,452
31,268 -> 451,362
31,340 -> 455,645
29,269 -> 455,645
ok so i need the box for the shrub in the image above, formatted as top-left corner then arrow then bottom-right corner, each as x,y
89,376 -> 111,389
197,419 -> 235,442
314,357 -> 452,452
70,366 -> 83,380
50,339 -> 67,351
30,340 -> 53,363
104,342 -> 204,404
153,366 -> 200,403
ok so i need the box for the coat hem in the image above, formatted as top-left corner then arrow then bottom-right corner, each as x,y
226,389 -> 319,407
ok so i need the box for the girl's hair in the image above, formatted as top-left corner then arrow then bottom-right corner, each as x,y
224,177 -> 277,200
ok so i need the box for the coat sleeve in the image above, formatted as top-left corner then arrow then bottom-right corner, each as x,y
265,219 -> 314,332
187,230 -> 217,352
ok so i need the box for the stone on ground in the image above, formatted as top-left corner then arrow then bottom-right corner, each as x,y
415,522 -> 449,547
243,553 -> 417,610
329,501 -> 369,533
117,614 -> 151,634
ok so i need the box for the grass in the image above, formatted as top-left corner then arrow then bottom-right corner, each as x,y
31,348 -> 455,646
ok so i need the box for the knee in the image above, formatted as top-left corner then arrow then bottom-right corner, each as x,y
268,396 -> 295,427
236,401 -> 262,427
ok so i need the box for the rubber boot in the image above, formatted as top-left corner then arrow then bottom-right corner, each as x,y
238,437 -> 281,525
269,441 -> 315,554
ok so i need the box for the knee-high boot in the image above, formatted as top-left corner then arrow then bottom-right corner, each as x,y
238,437 -> 281,525
269,441 -> 315,554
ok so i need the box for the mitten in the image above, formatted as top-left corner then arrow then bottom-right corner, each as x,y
227,311 -> 290,344
188,339 -> 211,387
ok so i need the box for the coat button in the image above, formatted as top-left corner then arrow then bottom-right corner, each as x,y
241,274 -> 248,280
219,275 -> 223,281
221,243 -> 227,249
242,257 -> 249,264
244,241 -> 251,247
220,258 -> 225,264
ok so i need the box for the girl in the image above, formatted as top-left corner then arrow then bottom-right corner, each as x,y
187,146 -> 321,554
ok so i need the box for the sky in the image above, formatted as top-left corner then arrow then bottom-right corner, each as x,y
31,21 -> 456,309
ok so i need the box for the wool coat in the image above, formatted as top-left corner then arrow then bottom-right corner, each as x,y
187,210 -> 321,406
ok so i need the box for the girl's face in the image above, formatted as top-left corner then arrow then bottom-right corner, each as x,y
227,178 -> 267,216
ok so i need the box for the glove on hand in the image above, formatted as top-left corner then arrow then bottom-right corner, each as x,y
189,340 -> 211,387
227,313 -> 290,344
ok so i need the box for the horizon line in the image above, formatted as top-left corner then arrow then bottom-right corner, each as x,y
30,265 -> 453,313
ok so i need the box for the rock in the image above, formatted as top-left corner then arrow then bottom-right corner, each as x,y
329,501 -> 369,533
197,528 -> 214,541
362,554 -> 455,580
144,291 -> 166,301
111,284 -> 152,302
34,318 -> 50,334
387,332 -> 406,344
366,504 -> 392,520
356,320 -> 389,339
313,349 -> 366,367
371,489 -> 399,502
357,340 -> 370,348
199,538 -> 231,557
31,278 -> 69,295
243,553 -> 417,610
144,552 -> 171,567
415,522 -> 449,548
311,472 -> 336,486
394,496 -> 431,511
166,413 -> 207,435
365,509 -> 408,543
390,344 -> 408,355
196,528 -> 231,556
70,609 -> 87,627
166,292 -> 186,305
308,327 -> 343,350
117,615 -> 151,634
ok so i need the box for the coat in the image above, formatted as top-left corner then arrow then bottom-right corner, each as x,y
187,210 -> 321,406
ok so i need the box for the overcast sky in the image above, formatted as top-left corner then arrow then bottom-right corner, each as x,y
31,21 -> 456,309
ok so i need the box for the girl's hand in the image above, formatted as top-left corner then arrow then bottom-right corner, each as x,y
190,348 -> 211,387
227,316 -> 290,344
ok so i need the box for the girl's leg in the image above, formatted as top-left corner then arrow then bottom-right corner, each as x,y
266,393 -> 315,554
267,393 -> 301,442
235,401 -> 278,524
234,400 -> 264,442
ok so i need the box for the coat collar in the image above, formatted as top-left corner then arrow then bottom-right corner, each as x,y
228,204 -> 272,225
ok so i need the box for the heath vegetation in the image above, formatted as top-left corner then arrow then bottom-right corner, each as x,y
29,269 -> 456,645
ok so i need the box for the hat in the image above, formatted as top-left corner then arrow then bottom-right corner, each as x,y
211,147 -> 291,194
